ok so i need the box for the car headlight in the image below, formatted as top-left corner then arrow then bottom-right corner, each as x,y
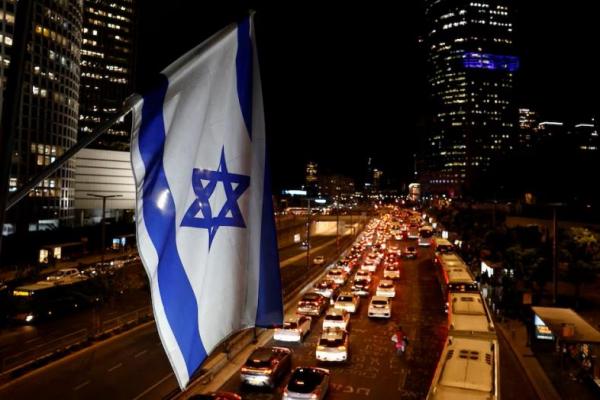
25,314 -> 34,322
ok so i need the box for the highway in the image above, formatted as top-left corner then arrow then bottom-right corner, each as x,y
217,242 -> 448,399
215,242 -> 540,399
0,222 -> 540,399
0,233 -> 354,399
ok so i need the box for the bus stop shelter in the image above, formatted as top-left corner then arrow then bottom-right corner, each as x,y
532,306 -> 600,390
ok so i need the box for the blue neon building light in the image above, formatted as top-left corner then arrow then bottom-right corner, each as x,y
463,52 -> 519,72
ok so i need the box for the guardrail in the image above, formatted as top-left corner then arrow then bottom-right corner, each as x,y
172,223 -> 368,398
96,306 -> 153,338
1,328 -> 89,374
0,222 -> 367,388
0,305 -> 154,377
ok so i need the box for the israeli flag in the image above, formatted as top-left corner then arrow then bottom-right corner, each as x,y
130,15 -> 283,389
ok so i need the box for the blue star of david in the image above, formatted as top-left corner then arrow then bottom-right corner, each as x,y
181,147 -> 250,249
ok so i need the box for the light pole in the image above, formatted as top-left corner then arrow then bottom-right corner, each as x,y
305,198 -> 311,272
336,192 -> 340,252
548,203 -> 564,305
88,194 -> 122,262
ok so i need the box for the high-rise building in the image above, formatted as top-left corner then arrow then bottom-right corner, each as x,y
2,0 -> 83,229
574,121 -> 598,153
518,108 -> 538,150
424,0 -> 517,195
79,0 -> 136,150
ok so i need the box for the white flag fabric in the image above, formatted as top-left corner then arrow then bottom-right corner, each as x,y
130,15 -> 283,389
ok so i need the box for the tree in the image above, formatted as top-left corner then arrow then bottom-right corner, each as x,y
560,227 -> 600,307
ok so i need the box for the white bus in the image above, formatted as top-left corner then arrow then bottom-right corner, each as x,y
433,237 -> 454,255
436,253 -> 479,313
448,292 -> 495,335
427,335 -> 500,400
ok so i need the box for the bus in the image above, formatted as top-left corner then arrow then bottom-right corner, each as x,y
448,292 -> 495,335
436,253 -> 479,313
433,237 -> 454,255
427,335 -> 500,400
8,275 -> 103,323
418,226 -> 434,247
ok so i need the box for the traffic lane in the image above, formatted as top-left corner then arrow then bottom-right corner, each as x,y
0,235 -> 358,399
278,236 -> 332,262
280,235 -> 355,298
219,244 -> 446,399
0,288 -> 151,359
498,331 -> 539,400
0,324 -> 172,400
0,237 -> 337,360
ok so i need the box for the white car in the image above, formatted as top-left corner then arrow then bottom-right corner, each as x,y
313,279 -> 340,301
354,270 -> 372,283
313,255 -> 326,265
322,308 -> 350,330
274,316 -> 312,342
383,264 -> 401,280
368,296 -> 392,318
326,268 -> 348,285
334,292 -> 360,313
283,367 -> 330,400
376,279 -> 396,298
316,328 -> 349,362
46,268 -> 80,281
360,261 -> 377,272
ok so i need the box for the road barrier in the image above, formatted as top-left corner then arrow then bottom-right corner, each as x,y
0,305 -> 154,379
1,329 -> 88,374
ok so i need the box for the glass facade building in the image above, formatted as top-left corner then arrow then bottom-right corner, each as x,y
2,0 -> 83,228
79,0 -> 135,150
424,0 -> 517,195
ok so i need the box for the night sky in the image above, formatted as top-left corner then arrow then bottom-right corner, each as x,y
137,1 -> 598,191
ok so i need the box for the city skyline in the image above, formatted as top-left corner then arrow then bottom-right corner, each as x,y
138,1 -> 597,190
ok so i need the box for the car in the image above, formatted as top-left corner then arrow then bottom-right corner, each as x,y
326,268 -> 348,285
296,292 -> 328,316
383,264 -> 401,280
376,279 -> 396,298
283,367 -> 330,400
46,268 -> 80,281
360,260 -> 377,272
336,260 -> 352,274
313,255 -> 325,265
334,292 -> 360,313
322,308 -> 350,330
188,392 -> 242,400
351,278 -> 371,297
274,316 -> 312,342
368,296 -> 392,318
316,328 -> 349,362
312,279 -> 340,302
354,270 -> 372,283
404,246 -> 418,259
240,346 -> 292,388
300,241 -> 310,249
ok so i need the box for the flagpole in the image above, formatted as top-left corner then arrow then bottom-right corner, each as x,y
0,0 -> 35,255
4,95 -> 141,212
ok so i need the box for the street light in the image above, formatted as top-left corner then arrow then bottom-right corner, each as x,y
87,193 -> 122,262
548,202 -> 565,305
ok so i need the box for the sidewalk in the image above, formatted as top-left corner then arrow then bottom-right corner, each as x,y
496,318 -> 561,400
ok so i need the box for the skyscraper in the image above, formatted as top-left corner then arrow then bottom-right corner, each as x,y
2,0 -> 83,229
79,0 -> 136,150
518,108 -> 538,150
424,0 -> 517,195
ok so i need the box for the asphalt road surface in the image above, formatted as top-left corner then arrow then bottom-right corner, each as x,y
218,242 -> 448,400
0,233 -> 354,400
0,233 -> 540,399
